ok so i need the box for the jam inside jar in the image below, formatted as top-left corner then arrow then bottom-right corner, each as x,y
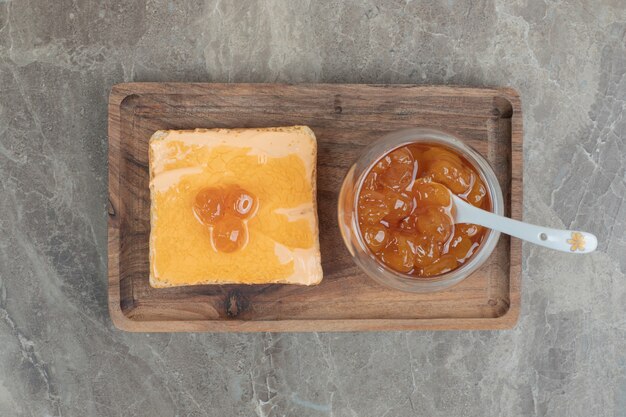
357,143 -> 491,277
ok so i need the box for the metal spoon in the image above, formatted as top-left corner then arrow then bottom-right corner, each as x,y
450,193 -> 597,253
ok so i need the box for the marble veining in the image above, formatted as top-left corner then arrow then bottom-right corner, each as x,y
0,0 -> 624,416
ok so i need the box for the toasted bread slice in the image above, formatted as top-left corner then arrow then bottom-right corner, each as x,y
149,126 -> 322,287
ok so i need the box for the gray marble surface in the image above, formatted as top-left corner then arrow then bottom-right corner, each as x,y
0,0 -> 624,416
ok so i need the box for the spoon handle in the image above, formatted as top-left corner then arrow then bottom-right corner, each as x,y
452,196 -> 598,254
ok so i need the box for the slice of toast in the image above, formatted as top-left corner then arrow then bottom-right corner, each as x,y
149,126 -> 323,288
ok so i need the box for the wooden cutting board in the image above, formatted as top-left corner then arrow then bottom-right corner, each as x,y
108,83 -> 522,332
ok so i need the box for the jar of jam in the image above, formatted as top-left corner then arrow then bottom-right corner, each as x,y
338,128 -> 504,292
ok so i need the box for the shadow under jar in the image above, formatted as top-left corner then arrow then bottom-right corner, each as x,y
338,128 -> 504,293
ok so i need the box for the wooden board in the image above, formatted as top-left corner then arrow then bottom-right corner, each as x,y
108,83 -> 522,332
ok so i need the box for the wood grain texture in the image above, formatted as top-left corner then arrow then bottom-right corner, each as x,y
108,83 -> 523,332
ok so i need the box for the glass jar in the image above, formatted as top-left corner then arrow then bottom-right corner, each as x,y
337,128 -> 504,293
